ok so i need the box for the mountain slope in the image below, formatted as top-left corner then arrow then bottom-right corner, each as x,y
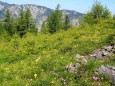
0,1 -> 83,30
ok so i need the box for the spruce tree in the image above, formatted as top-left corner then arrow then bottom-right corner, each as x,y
47,4 -> 63,33
41,22 -> 48,34
64,15 -> 71,30
102,7 -> 112,19
83,1 -> 112,24
25,8 -> 37,34
4,9 -> 14,36
17,9 -> 37,37
17,9 -> 26,37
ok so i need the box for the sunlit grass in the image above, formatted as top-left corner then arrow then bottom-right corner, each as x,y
0,23 -> 115,86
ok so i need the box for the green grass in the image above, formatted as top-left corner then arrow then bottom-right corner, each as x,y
0,24 -> 115,86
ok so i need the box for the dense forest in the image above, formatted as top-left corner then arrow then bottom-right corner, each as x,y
0,1 -> 115,86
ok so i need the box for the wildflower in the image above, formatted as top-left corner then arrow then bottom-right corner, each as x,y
93,76 -> 98,81
34,74 -> 37,79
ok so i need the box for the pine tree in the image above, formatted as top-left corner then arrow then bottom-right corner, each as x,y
17,9 -> 37,37
83,1 -> 112,24
47,4 -> 63,33
4,9 -> 15,35
41,22 -> 48,34
102,7 -> 112,19
25,8 -> 37,34
91,1 -> 104,19
0,20 -> 6,35
64,15 -> 71,30
17,9 -> 26,37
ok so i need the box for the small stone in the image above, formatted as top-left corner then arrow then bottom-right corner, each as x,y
89,54 -> 95,57
102,51 -> 109,56
70,66 -> 76,72
92,50 -> 103,59
75,54 -> 81,59
75,63 -> 81,68
112,67 -> 115,70
104,46 -> 113,52
113,45 -> 115,49
94,52 -> 103,59
80,56 -> 85,59
66,64 -> 76,72
98,65 -> 115,85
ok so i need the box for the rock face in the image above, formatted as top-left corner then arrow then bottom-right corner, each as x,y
66,45 -> 115,72
66,54 -> 87,72
98,65 -> 115,85
0,1 -> 83,31
66,45 -> 115,85
91,45 -> 115,59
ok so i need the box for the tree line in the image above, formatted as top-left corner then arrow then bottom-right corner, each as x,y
80,1 -> 114,25
0,8 -> 37,37
41,4 -> 71,34
0,5 -> 71,36
0,1 -> 115,37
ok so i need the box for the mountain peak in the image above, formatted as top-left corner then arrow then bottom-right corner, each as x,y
0,1 -> 8,5
0,1 -> 83,30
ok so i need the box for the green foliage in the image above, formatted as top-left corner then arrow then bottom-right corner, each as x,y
0,23 -> 114,85
91,2 -> 104,19
82,1 -> 112,24
0,9 -> 37,37
42,5 -> 71,33
47,4 -> 63,33
63,15 -> 71,30
16,9 -> 26,37
16,9 -> 37,37
0,2 -> 115,86
25,8 -> 37,34
102,7 -> 112,19
0,20 -> 6,35
106,34 -> 115,45
3,10 -> 15,36
41,22 -> 49,34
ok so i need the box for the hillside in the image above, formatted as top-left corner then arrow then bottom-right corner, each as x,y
0,1 -> 83,30
0,1 -> 115,86
0,22 -> 115,85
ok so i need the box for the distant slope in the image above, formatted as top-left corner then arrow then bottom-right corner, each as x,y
0,1 -> 83,30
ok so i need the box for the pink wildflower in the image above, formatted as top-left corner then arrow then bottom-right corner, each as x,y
93,76 -> 98,81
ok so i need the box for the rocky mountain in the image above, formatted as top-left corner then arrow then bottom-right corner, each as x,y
0,1 -> 83,30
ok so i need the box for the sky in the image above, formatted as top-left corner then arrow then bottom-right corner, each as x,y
0,0 -> 114,14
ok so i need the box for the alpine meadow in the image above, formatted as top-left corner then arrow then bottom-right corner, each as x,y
0,0 -> 115,86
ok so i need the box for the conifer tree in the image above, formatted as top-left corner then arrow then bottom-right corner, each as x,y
64,15 -> 71,30
17,9 -> 37,37
102,7 -> 112,19
4,9 -> 14,35
25,8 -> 37,34
83,1 -> 112,24
47,4 -> 63,33
17,9 -> 26,37
41,22 -> 48,34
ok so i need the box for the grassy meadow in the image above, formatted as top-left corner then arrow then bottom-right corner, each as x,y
0,22 -> 115,85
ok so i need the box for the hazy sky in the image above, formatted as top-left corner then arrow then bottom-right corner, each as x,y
0,0 -> 114,14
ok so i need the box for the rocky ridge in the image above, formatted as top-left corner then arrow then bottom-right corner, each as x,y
66,45 -> 115,85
